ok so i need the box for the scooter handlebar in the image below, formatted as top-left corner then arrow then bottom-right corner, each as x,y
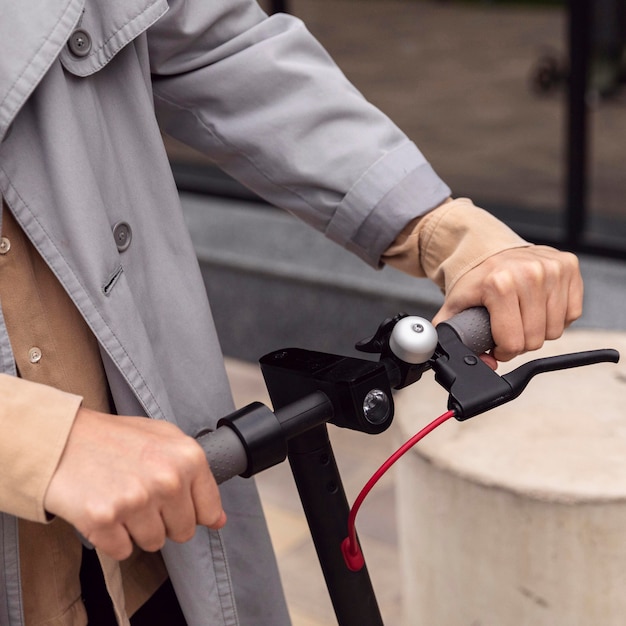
197,426 -> 248,485
438,306 -> 495,355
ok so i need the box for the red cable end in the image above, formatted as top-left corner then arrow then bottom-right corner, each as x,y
341,537 -> 365,572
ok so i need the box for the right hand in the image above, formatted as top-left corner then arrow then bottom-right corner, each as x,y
44,408 -> 226,561
432,245 -> 583,364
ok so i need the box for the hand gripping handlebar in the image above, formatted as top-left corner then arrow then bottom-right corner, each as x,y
434,307 -> 619,419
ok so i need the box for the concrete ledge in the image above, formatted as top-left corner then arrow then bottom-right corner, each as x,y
394,329 -> 626,625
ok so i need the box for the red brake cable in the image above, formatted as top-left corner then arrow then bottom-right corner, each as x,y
341,409 -> 455,571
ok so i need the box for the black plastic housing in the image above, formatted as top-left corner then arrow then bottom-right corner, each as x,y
259,348 -> 394,434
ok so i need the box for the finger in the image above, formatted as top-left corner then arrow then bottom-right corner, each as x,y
489,306 -> 524,362
489,253 -> 564,357
85,524 -> 135,561
479,353 -> 498,370
432,302 -> 455,329
154,435 -> 226,534
191,471 -> 227,530
160,495 -> 199,544
543,250 -> 583,339
124,509 -> 168,552
481,272 -> 525,361
545,274 -> 582,340
545,280 -> 570,341
205,509 -> 227,530
516,252 -> 571,352
565,263 -> 584,327
432,286 -> 478,327
517,282 -> 549,353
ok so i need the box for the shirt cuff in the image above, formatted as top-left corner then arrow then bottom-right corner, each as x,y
382,197 -> 531,293
0,374 -> 82,522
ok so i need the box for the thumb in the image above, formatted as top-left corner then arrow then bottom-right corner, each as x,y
431,302 -> 499,371
431,300 -> 461,328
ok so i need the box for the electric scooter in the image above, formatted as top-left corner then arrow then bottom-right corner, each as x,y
197,307 -> 620,626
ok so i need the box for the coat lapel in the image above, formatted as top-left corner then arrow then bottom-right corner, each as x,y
0,0 -> 84,141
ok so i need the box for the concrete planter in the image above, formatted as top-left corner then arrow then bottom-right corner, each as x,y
394,330 -> 626,626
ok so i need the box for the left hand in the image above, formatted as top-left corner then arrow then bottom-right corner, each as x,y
432,245 -> 584,365
44,409 -> 227,561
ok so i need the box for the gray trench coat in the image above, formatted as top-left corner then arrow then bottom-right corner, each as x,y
0,0 -> 450,624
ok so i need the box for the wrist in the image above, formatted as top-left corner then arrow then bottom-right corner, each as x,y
383,197 -> 530,293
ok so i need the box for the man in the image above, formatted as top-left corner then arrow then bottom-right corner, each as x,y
0,1 -> 582,624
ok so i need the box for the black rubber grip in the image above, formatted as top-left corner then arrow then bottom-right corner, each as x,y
196,426 -> 248,484
441,306 -> 495,354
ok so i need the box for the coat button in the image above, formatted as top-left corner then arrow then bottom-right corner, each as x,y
68,29 -> 92,57
28,347 -> 42,364
112,221 -> 132,252
0,237 -> 10,254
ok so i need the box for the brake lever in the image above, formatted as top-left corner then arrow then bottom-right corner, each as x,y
433,321 -> 620,420
431,323 -> 620,421
358,308 -> 621,421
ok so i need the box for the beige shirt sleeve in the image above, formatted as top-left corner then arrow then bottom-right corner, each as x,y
382,197 -> 531,293
0,203 -> 166,620
0,374 -> 81,522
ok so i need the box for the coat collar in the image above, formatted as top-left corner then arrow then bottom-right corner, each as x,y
0,0 -> 84,142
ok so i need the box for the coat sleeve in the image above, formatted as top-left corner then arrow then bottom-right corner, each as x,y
0,374 -> 81,522
147,0 -> 450,266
